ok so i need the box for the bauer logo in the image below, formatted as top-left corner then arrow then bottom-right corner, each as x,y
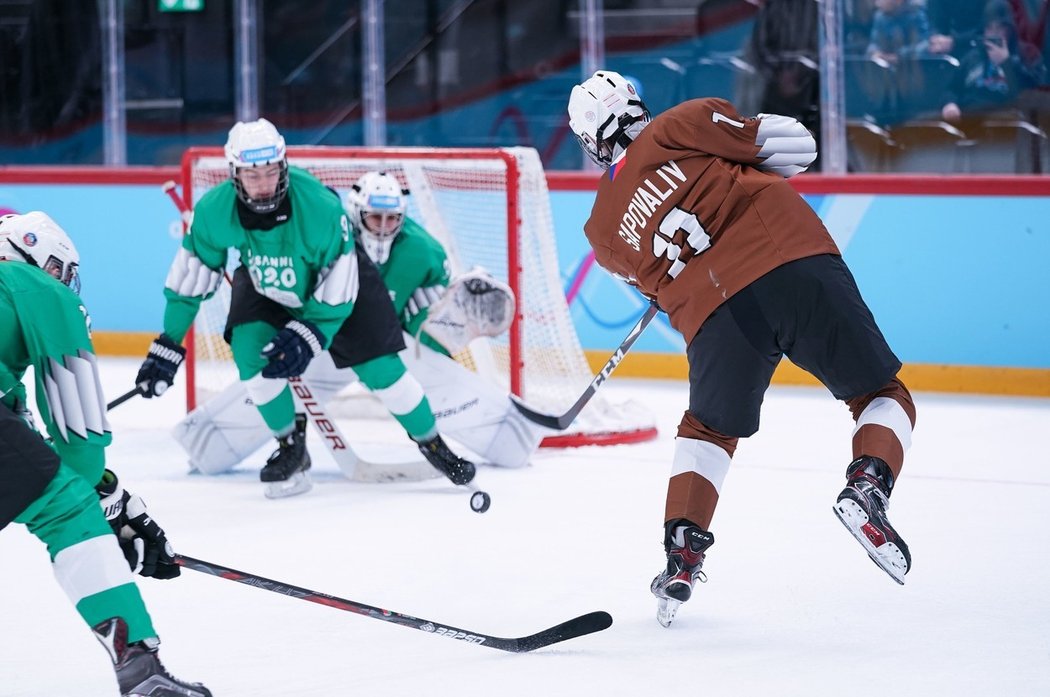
421,623 -> 436,633
432,627 -> 487,645
240,146 -> 278,163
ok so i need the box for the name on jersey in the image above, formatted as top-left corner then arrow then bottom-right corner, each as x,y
617,160 -> 686,253
248,253 -> 294,268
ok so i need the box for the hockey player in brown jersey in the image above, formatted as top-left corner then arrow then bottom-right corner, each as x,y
567,70 -> 916,627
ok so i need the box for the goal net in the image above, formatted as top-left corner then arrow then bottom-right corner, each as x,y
180,145 -> 656,448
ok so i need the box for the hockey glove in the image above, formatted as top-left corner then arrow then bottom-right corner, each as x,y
135,334 -> 186,397
260,319 -> 325,379
96,470 -> 181,580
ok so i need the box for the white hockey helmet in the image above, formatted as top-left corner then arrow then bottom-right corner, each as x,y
567,70 -> 651,168
224,117 -> 289,214
346,171 -> 408,264
0,211 -> 81,293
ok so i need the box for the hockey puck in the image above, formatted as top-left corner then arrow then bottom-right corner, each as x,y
470,490 -> 491,513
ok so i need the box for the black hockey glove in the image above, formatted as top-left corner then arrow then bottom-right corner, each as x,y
135,334 -> 186,398
96,470 -> 181,580
260,319 -> 325,379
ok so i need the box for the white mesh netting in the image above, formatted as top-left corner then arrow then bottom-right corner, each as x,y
182,146 -> 656,447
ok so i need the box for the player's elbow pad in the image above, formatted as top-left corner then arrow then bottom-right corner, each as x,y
754,113 -> 817,178
164,248 -> 223,298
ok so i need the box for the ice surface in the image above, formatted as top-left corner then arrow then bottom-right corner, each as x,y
1,358 -> 1048,696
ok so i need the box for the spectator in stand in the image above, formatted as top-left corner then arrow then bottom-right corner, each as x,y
1006,0 -> 1050,65
844,0 -> 879,55
866,0 -> 931,65
941,2 -> 1047,122
925,0 -> 988,56
747,0 -> 822,169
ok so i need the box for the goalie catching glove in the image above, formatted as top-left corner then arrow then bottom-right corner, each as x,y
135,334 -> 186,397
96,470 -> 180,580
261,319 -> 325,378
422,268 -> 515,354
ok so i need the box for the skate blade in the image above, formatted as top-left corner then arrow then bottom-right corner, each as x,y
833,500 -> 907,585
655,597 -> 682,628
264,472 -> 313,499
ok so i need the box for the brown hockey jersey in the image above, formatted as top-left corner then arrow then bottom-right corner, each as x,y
582,97 -> 840,343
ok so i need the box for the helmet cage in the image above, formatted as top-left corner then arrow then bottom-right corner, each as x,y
350,172 -> 407,265
224,119 -> 289,214
42,255 -> 80,293
230,159 -> 290,215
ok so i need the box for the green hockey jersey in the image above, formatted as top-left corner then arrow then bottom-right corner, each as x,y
370,217 -> 451,354
0,262 -> 110,483
162,166 -> 355,346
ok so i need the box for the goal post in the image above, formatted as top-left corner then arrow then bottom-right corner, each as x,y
180,145 -> 656,448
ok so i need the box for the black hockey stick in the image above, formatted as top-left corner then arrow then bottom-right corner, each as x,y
511,302 -> 660,430
106,384 -> 147,411
176,554 -> 612,652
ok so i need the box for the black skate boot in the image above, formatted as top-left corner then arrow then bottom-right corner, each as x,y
833,456 -> 911,584
650,520 -> 715,628
92,617 -> 211,697
260,413 -> 312,498
416,434 -> 476,485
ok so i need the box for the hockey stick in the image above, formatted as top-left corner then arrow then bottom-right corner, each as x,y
511,302 -> 660,430
290,376 -> 492,512
175,554 -> 612,652
106,384 -> 147,411
162,180 -> 193,225
288,375 -> 442,484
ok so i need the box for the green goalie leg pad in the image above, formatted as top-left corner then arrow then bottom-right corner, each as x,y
354,353 -> 437,441
231,320 -> 296,434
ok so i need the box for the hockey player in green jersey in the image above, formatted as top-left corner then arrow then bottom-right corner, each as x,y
136,119 -> 477,497
0,212 -> 210,697
171,170 -> 543,477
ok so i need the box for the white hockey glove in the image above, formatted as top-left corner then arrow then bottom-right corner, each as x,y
422,268 -> 515,354
260,319 -> 325,378
754,113 -> 817,178
96,470 -> 181,580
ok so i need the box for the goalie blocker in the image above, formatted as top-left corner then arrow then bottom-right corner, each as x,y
175,272 -> 544,475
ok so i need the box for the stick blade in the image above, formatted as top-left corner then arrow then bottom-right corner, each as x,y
509,395 -> 573,431
510,611 -> 613,652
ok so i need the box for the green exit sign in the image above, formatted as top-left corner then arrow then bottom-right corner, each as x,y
159,0 -> 204,11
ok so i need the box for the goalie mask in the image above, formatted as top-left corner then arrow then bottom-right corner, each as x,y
0,211 -> 81,293
225,118 -> 289,215
347,171 -> 408,264
567,70 -> 651,168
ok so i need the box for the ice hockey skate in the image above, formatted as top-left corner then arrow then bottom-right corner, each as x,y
833,455 -> 911,584
416,433 -> 476,485
92,617 -> 212,697
650,522 -> 714,627
260,413 -> 312,498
